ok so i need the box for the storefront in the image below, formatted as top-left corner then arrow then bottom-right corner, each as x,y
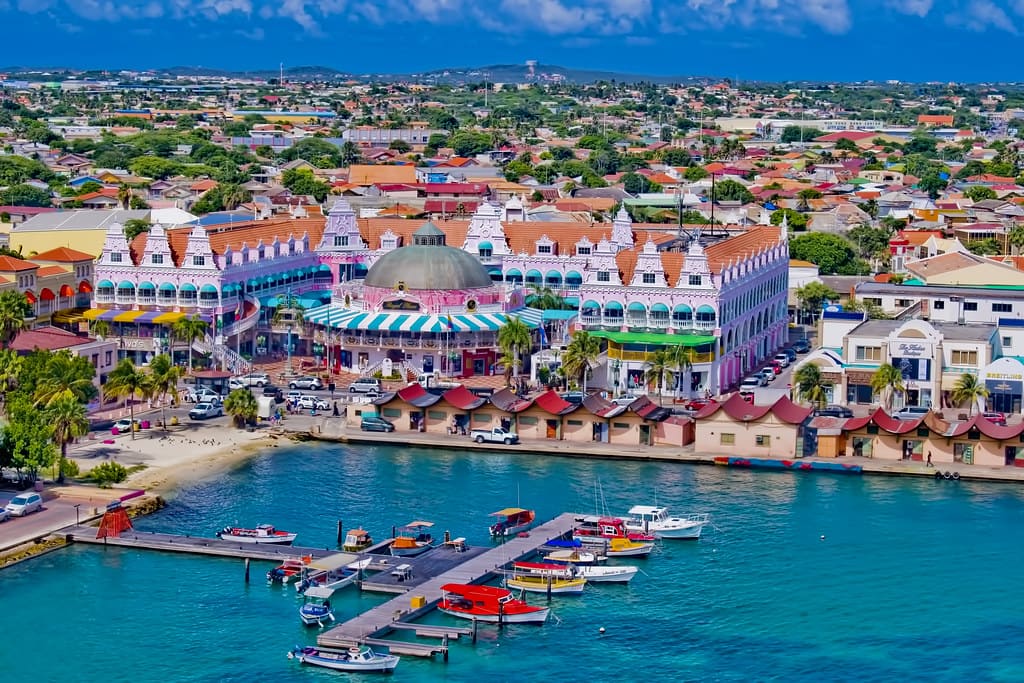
980,357 -> 1024,414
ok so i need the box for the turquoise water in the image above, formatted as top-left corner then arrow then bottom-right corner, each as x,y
4,443 -> 1024,682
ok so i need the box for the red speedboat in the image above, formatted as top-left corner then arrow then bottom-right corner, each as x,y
438,584 -> 549,624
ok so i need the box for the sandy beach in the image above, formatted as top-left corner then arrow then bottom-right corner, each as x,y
68,424 -> 285,496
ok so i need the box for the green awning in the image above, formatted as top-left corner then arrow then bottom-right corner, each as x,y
589,330 -> 716,346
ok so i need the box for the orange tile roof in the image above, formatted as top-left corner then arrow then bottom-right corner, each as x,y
35,265 -> 69,277
0,255 -> 37,272
32,246 -> 96,262
348,164 -> 417,185
704,226 -> 782,272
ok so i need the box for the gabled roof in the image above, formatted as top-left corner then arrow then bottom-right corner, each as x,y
31,246 -> 95,262
9,326 -> 94,352
582,393 -> 628,418
489,388 -> 534,413
395,383 -> 441,408
0,255 -> 37,272
442,386 -> 486,411
533,389 -> 578,416
699,393 -> 812,423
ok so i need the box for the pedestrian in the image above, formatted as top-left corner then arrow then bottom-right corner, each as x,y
926,451 -> 933,468
333,401 -> 339,417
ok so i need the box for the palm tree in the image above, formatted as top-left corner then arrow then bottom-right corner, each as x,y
148,353 -> 181,431
950,373 -> 989,416
90,319 -> 113,339
0,347 -> 22,414
871,363 -> 905,412
1009,226 -> 1024,256
794,363 -> 832,409
669,345 -> 697,399
46,394 -> 89,483
499,349 -> 521,387
106,359 -> 154,440
33,351 -> 97,407
172,315 -> 209,372
644,349 -> 672,405
116,183 -> 132,210
562,330 -> 601,393
223,388 -> 258,428
220,183 -> 251,210
0,289 -> 31,347
497,316 -> 532,383
526,284 -> 569,311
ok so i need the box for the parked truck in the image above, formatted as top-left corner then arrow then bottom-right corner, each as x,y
417,373 -> 460,391
470,427 -> 519,445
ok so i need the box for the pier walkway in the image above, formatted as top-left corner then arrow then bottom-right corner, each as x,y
62,526 -> 334,562
318,512 -> 578,655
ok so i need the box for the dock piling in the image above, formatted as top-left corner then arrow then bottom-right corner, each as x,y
337,519 -> 343,546
442,635 -> 449,663
472,618 -> 478,644
244,558 -> 250,583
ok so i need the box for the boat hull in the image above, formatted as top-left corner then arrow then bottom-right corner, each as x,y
218,533 -> 297,545
389,543 -> 432,557
506,577 -> 586,594
438,605 -> 550,624
577,566 -> 638,583
297,654 -> 398,672
489,522 -> 532,538
299,607 -> 334,626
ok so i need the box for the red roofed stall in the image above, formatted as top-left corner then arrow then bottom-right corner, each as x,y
694,394 -> 813,457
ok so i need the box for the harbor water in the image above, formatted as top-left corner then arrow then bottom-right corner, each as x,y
4,441 -> 1024,682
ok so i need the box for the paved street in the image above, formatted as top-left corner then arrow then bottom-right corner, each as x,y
0,495 -> 98,552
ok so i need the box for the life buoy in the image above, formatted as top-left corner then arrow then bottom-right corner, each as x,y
943,471 -> 952,480
934,471 -> 942,480
952,472 -> 961,480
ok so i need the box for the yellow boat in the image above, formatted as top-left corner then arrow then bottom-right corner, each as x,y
506,565 -> 587,595
606,537 -> 654,557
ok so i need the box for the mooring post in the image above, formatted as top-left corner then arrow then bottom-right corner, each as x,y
547,574 -> 552,602
244,558 -> 250,583
391,525 -> 396,539
497,602 -> 504,629
472,618 -> 478,644
442,635 -> 449,663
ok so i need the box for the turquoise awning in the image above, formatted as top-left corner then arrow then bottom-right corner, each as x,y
97,280 -> 113,289
138,281 -> 155,291
159,282 -> 176,291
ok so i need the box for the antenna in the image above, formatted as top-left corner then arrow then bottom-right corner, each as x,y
279,62 -> 284,86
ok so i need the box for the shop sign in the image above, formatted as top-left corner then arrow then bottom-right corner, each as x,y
382,299 -> 420,311
895,342 -> 928,357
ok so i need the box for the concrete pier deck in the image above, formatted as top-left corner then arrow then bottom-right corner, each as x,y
317,512 -> 578,655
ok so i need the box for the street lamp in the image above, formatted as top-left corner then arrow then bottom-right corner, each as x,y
74,503 -> 81,526
286,323 -> 293,377
611,359 -> 621,398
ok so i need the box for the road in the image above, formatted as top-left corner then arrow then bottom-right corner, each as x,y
0,496 -> 98,552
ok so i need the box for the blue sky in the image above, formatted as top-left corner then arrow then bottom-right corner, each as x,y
5,0 -> 1024,81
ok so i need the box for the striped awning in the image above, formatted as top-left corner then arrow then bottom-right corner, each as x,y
512,308 -> 543,328
153,312 -> 185,324
304,305 -> 537,332
114,310 -> 146,323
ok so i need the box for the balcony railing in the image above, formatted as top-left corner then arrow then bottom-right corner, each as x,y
649,317 -> 670,329
95,292 -> 114,304
694,320 -> 716,331
581,315 -> 602,326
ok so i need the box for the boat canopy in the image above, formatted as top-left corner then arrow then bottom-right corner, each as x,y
308,552 -> 361,572
346,528 -> 369,536
491,507 -> 529,516
404,520 -> 434,528
441,583 -> 512,598
304,586 -> 336,599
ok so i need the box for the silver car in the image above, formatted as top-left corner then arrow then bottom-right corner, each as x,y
6,492 -> 43,517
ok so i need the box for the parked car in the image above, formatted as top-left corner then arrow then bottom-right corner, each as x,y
782,348 -> 797,362
684,399 -> 711,412
349,377 -> 383,394
5,492 -> 43,517
756,368 -> 776,383
560,391 -> 587,404
228,379 -> 248,391
234,373 -> 270,387
793,339 -> 811,354
262,385 -> 284,401
769,361 -> 783,374
740,377 -> 762,391
189,402 -> 224,420
893,406 -> 930,420
360,416 -> 395,432
288,376 -> 323,390
773,353 -> 790,368
298,395 -> 330,410
470,427 -> 519,445
285,390 -> 302,403
983,412 -> 1007,426
612,395 -> 638,407
0,508 -> 8,522
816,405 -> 854,418
113,418 -> 139,433
186,388 -> 221,403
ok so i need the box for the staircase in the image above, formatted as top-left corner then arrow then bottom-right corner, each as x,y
215,345 -> 251,375
222,296 -> 261,338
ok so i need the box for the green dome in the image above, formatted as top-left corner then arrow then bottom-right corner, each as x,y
364,222 -> 493,291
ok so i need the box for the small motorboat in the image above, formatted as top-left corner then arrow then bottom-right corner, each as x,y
289,645 -> 400,673
605,537 -> 655,557
341,528 -> 374,552
438,583 -> 549,624
623,506 -> 709,540
267,555 -> 312,584
217,524 -> 297,545
489,507 -> 535,538
390,521 -> 435,557
295,555 -> 371,594
545,548 -> 604,566
507,562 -> 587,594
299,587 -> 335,627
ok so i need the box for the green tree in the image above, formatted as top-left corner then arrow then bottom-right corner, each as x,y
562,330 -> 601,393
448,130 -> 493,156
710,179 -> 755,204
795,281 -> 839,323
0,184 -> 52,207
1009,226 -> 1024,255
105,359 -> 154,440
223,388 -> 258,428
955,160 -> 988,179
526,285 -> 569,311
123,218 -> 151,241
33,350 -> 96,407
497,316 -> 532,384
964,185 -> 998,202
917,171 -> 947,199
280,168 -> 329,202
388,139 -> 411,154
147,353 -> 181,432
834,137 -> 859,153
0,289 -> 31,347
950,373 -> 989,416
89,461 -> 128,487
967,238 -> 1001,256
643,349 -> 672,405
796,188 -> 823,211
770,208 -> 807,231
282,137 -> 342,167
2,397 -> 57,483
847,224 -> 893,259
683,166 -> 709,181
781,126 -> 826,143
46,394 -> 88,483
172,315 -> 208,371
871,363 -> 905,412
789,233 -> 868,275
660,148 -> 692,166
0,347 -> 21,415
128,155 -> 180,179
669,345 -> 697,398
794,363 -> 832,409
622,172 -> 661,194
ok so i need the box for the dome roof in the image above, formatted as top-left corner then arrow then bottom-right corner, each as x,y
364,222 -> 493,291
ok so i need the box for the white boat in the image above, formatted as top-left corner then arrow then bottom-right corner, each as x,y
217,524 -> 297,545
545,548 -> 604,565
623,506 -> 709,540
289,645 -> 400,673
299,587 -> 335,626
574,564 -> 639,583
516,560 -> 637,584
295,554 -> 371,594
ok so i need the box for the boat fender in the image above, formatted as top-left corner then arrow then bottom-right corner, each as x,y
952,472 -> 960,480
943,471 -> 952,480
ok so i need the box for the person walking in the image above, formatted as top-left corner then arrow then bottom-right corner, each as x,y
926,451 -> 933,467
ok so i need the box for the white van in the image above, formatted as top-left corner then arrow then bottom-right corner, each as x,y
348,377 -> 383,394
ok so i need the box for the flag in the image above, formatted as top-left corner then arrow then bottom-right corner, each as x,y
538,324 -> 548,347
235,300 -> 242,319
446,314 -> 454,330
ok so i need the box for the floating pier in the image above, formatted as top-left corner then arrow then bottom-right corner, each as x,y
317,512 -> 579,658
62,526 -> 335,562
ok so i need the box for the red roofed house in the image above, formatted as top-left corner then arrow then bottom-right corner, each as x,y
693,393 -> 812,457
8,326 -> 118,390
917,114 -> 954,127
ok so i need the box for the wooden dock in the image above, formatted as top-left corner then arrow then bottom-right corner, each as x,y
317,512 -> 579,657
63,526 -> 335,562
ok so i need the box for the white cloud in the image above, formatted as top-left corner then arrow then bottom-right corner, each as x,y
887,0 -> 933,16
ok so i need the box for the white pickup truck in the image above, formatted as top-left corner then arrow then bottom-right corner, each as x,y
470,427 -> 519,445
